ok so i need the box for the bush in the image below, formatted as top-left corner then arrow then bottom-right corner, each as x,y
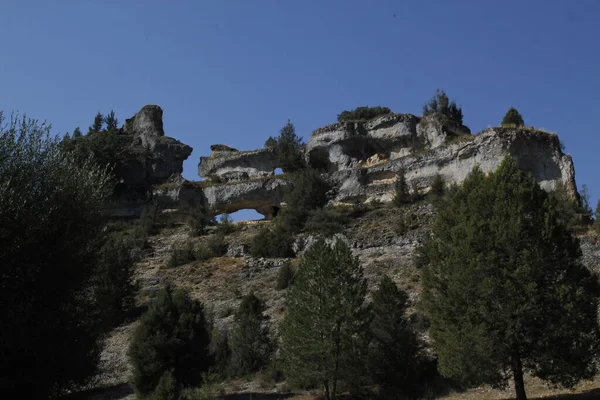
276,261 -> 296,290
337,106 -> 392,123
168,240 -> 196,268
214,213 -> 236,235
278,169 -> 332,232
422,89 -> 463,125
149,370 -> 181,400
188,204 -> 214,237
251,226 -> 295,258
196,233 -> 228,260
229,293 -> 273,376
393,169 -> 411,207
303,207 -> 350,236
208,328 -> 231,377
95,236 -> 137,328
501,107 -> 525,128
128,287 -> 212,398
430,174 -> 445,198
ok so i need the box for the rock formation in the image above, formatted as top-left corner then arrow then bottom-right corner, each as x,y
108,107 -> 576,219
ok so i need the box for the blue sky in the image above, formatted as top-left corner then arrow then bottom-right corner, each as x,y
1,0 -> 599,216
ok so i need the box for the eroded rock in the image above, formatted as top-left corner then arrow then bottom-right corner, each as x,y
198,148 -> 278,182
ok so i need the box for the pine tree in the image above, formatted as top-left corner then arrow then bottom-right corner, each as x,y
280,239 -> 371,400
422,89 -> 463,125
430,173 -> 445,198
369,275 -> 422,398
89,112 -> 104,133
271,120 -> 305,173
595,200 -> 600,235
421,158 -> 600,400
128,287 -> 212,398
229,292 -> 272,376
393,169 -> 410,206
501,107 -> 525,128
73,126 -> 82,138
104,110 -> 119,132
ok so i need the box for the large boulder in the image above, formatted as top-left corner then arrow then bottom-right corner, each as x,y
198,147 -> 278,182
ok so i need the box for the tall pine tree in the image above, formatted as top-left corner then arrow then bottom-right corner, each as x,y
369,275 -> 422,398
421,158 -> 600,400
280,239 -> 371,400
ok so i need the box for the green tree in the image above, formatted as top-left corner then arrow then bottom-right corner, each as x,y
266,120 -> 305,173
0,112 -> 112,398
89,111 -> 104,133
280,239 -> 371,400
501,107 -> 525,128
229,293 -> 272,376
128,286 -> 212,398
430,173 -> 446,199
104,110 -> 119,132
73,126 -> 83,138
393,169 -> 411,206
422,89 -> 463,125
95,236 -> 137,328
337,106 -> 392,123
421,158 -> 600,400
251,225 -> 295,258
369,275 -> 422,398
278,168 -> 332,232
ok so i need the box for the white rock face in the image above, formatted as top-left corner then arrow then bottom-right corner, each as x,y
330,127 -> 576,204
198,148 -> 278,182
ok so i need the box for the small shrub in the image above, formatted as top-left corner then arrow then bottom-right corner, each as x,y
276,261 -> 296,290
430,174 -> 445,198
188,204 -> 214,237
303,207 -> 349,236
422,89 -> 463,125
168,240 -> 196,268
149,370 -> 181,400
393,169 -> 410,207
337,106 -> 392,123
180,373 -> 223,400
501,107 -> 525,128
196,233 -> 228,260
214,213 -> 236,235
251,226 -> 294,258
392,213 -> 408,236
209,328 -> 231,377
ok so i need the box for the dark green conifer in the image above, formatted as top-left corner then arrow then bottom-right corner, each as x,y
501,107 -> 525,127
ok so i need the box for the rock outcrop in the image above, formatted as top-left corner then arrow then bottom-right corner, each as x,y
328,127 -> 576,204
198,147 -> 278,183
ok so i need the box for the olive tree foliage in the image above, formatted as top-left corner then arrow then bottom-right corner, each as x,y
421,158 -> 600,400
0,112 -> 112,398
422,89 -> 463,125
280,239 -> 371,400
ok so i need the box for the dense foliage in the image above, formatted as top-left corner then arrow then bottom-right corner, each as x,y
250,225 -> 295,258
278,168 -> 332,232
369,275 -> 422,398
422,89 -> 463,125
421,158 -> 600,400
280,239 -> 371,400
501,107 -> 525,127
128,287 -> 212,399
337,106 -> 392,122
264,120 -> 305,173
0,112 -> 112,398
229,293 -> 273,376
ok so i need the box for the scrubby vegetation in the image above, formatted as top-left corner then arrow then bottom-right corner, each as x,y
337,105 -> 392,122
501,106 -> 525,127
423,89 -> 463,125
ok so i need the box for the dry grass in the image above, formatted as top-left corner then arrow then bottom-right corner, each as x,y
440,375 -> 600,400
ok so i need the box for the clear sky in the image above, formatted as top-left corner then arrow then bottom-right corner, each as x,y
1,0 -> 599,215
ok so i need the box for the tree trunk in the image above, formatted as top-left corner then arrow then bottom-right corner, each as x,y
324,380 -> 330,400
512,354 -> 527,400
